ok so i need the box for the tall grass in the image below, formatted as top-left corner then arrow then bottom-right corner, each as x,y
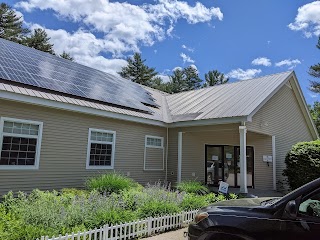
85,173 -> 141,194
176,180 -> 209,195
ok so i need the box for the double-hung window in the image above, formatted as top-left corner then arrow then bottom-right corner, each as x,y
86,128 -> 116,169
144,135 -> 164,171
0,117 -> 43,169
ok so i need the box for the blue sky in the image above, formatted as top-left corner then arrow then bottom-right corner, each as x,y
5,0 -> 320,104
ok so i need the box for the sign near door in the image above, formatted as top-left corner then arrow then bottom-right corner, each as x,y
218,181 -> 229,194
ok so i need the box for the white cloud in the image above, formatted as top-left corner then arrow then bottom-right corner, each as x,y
275,59 -> 301,69
29,25 -> 127,75
16,0 -> 222,56
251,57 -> 271,67
226,68 -> 261,80
180,53 -> 195,63
288,1 -> 320,37
157,74 -> 171,83
182,44 -> 194,52
173,66 -> 183,72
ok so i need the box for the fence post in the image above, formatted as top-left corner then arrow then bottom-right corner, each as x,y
147,217 -> 152,236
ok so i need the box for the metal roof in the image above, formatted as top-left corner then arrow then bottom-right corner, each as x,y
0,40 -> 294,125
166,71 -> 293,122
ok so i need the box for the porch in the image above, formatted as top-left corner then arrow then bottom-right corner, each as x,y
168,123 -> 277,194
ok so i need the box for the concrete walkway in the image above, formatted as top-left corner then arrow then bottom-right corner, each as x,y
145,228 -> 187,240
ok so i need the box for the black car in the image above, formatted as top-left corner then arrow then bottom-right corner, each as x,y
188,178 -> 320,240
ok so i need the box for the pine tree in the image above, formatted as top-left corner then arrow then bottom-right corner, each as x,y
168,68 -> 188,93
310,37 -> 320,93
118,53 -> 158,86
24,28 -> 54,54
309,101 -> 320,135
60,51 -> 74,61
203,70 -> 229,87
0,3 -> 29,43
183,66 -> 202,90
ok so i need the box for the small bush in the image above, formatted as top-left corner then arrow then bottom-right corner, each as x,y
85,173 -> 141,193
176,180 -> 209,195
283,140 -> 320,190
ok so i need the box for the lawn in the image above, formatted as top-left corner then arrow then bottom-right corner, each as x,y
0,173 -> 237,240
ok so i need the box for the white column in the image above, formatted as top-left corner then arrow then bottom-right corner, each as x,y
272,136 -> 276,191
177,132 -> 183,183
239,126 -> 248,194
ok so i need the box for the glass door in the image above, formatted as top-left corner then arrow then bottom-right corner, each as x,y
235,146 -> 254,187
205,146 -> 223,185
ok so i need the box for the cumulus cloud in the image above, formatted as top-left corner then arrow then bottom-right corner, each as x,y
275,59 -> 301,69
29,24 -> 127,75
157,74 -> 171,83
180,53 -> 195,63
288,1 -> 320,37
16,0 -> 222,56
251,57 -> 271,67
182,44 -> 194,52
226,68 -> 261,80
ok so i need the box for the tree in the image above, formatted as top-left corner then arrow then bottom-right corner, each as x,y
309,37 -> 320,93
60,51 -> 74,61
309,101 -> 320,135
183,66 -> 202,90
167,68 -> 188,93
0,3 -> 29,43
203,70 -> 229,87
118,53 -> 158,86
24,28 -> 54,54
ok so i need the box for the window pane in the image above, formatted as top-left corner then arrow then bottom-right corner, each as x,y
0,136 -> 37,166
3,121 -> 39,136
147,137 -> 162,147
89,143 -> 112,166
91,131 -> 113,142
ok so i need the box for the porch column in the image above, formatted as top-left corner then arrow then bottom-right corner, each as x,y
272,136 -> 276,190
177,132 -> 183,183
239,126 -> 248,194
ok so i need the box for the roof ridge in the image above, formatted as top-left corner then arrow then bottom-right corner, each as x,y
167,71 -> 293,97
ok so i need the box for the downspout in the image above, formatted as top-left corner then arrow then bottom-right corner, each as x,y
165,127 -> 168,182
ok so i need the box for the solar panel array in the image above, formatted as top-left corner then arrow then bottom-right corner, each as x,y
0,38 -> 157,113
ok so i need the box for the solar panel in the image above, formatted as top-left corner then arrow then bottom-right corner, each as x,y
0,38 -> 158,113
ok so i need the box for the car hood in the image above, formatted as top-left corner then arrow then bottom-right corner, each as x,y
209,197 -> 277,207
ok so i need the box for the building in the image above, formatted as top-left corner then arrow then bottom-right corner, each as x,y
0,38 -> 317,195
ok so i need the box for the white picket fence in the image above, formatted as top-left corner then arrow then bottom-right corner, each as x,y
38,210 -> 198,240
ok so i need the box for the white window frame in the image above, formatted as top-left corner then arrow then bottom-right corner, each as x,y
86,128 -> 116,170
144,135 -> 164,171
0,117 -> 43,170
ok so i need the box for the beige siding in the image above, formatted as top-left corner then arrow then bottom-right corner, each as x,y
167,124 -> 273,189
0,99 -> 166,195
247,84 -> 314,187
144,147 -> 164,170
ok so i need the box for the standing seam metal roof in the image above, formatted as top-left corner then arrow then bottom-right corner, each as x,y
0,69 -> 293,124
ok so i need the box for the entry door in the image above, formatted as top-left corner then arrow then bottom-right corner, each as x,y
235,146 -> 254,187
205,146 -> 224,185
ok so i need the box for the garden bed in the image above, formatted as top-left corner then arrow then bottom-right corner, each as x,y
0,174 -> 237,240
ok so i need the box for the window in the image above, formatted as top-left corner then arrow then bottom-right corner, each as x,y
0,117 -> 43,169
86,128 -> 116,169
299,190 -> 320,218
146,136 -> 163,148
144,135 -> 164,171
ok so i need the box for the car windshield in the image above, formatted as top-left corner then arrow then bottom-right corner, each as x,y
260,197 -> 282,207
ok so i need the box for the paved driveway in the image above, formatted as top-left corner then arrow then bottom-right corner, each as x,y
145,228 -> 188,240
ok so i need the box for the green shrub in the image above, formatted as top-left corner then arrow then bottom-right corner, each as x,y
283,140 -> 320,190
176,180 -> 209,195
138,200 -> 181,218
60,188 -> 90,197
180,194 -> 208,211
85,173 -> 141,193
